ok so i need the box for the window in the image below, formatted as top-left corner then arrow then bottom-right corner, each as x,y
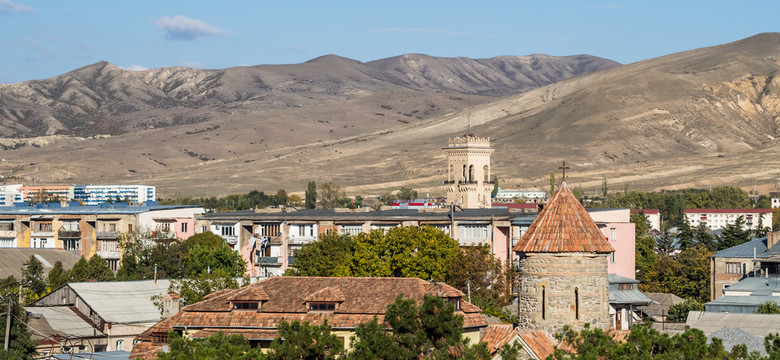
341,225 -> 363,236
610,252 -> 616,264
610,228 -> 616,241
94,344 -> 107,352
309,302 -> 336,311
574,288 -> 579,320
459,225 -> 488,239
296,224 -> 315,238
34,222 -> 52,232
116,340 -> 124,351
128,224 -> 133,232
221,226 -> 235,237
101,240 -> 119,252
107,259 -> 118,272
157,222 -> 171,232
64,239 -> 79,252
0,222 -> 12,231
725,262 -> 742,274
257,224 -> 281,237
541,286 -> 546,320
200,226 -> 208,233
61,221 -> 79,231
181,223 -> 188,233
152,333 -> 168,344
618,283 -> 633,290
0,238 -> 14,248
233,302 -> 259,311
448,298 -> 461,310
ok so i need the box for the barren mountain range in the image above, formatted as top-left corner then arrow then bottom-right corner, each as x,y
2,34 -> 780,198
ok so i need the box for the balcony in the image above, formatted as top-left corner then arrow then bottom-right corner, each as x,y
256,256 -> 281,265
97,231 -> 119,239
0,230 -> 15,238
223,235 -> 239,245
58,230 -> 81,238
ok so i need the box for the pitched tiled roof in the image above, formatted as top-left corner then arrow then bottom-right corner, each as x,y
512,183 -> 614,253
190,328 -> 280,340
519,331 -> 557,359
229,286 -> 270,302
303,287 -> 345,302
480,324 -> 557,359
481,323 -> 515,353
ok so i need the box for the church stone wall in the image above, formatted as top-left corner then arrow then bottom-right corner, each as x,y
516,252 -> 610,333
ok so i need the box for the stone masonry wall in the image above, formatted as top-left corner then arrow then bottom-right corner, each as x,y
516,252 -> 610,334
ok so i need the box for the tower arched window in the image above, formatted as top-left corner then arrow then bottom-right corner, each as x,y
484,165 -> 490,183
574,288 -> 579,320
468,165 -> 474,182
462,165 -> 467,182
541,286 -> 546,320
449,165 -> 453,182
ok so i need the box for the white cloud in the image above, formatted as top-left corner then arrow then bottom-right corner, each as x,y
375,28 -> 498,38
153,15 -> 227,40
120,64 -> 149,71
0,0 -> 33,15
178,60 -> 205,68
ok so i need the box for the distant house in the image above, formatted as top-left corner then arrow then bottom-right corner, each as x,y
494,189 -> 547,203
632,209 -> 661,232
637,292 -> 685,323
28,280 -> 177,357
710,232 -> 780,300
684,209 -> 772,231
772,197 -> 780,209
129,277 -> 487,359
706,276 -> 780,314
608,274 -> 651,331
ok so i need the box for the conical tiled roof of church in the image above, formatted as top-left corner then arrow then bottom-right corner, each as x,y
512,182 -> 614,253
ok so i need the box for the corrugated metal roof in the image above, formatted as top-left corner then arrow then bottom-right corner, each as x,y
512,183 -> 614,253
686,311 -> 780,337
708,327 -> 768,357
0,249 -> 80,280
713,237 -> 767,258
66,280 -> 171,324
24,306 -> 103,338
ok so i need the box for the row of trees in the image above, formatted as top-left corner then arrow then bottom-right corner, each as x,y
159,295 -> 507,360
285,226 -> 517,322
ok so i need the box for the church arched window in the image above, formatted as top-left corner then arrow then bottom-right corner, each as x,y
541,286 -> 546,320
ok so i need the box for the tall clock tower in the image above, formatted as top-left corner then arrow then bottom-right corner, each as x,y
443,133 -> 494,208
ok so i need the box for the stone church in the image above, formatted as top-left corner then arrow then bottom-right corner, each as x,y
512,182 -> 614,333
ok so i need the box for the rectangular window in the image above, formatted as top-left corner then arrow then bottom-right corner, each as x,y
200,226 -> 207,233
610,252 -> 616,264
101,240 -> 119,252
257,224 -> 281,237
34,222 -> 53,232
64,239 -> 79,252
107,259 -> 118,272
309,302 -> 336,311
221,226 -> 235,237
725,262 -> 742,274
61,221 -> 79,231
232,302 -> 259,310
128,224 -> 133,232
610,228 -> 616,241
618,283 -> 633,290
341,225 -> 363,236
157,222 -> 170,232
459,225 -> 489,239
0,222 -> 13,231
181,223 -> 188,233
108,223 -> 116,232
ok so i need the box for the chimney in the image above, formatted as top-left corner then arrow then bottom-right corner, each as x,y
768,232 -> 780,249
162,293 -> 181,318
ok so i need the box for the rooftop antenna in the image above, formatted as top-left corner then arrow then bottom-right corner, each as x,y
467,96 -> 472,134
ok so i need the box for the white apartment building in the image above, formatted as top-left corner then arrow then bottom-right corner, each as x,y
0,184 -> 23,206
684,209 -> 773,231
73,185 -> 155,205
772,197 -> 780,208
494,188 -> 547,202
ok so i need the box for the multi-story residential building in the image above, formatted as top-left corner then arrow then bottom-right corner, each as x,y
0,202 -> 204,271
710,232 -> 780,300
685,209 -> 773,231
772,197 -> 780,208
0,184 -> 23,206
73,184 -> 156,205
21,185 -> 73,203
633,209 -> 661,232
494,188 -> 547,203
199,205 -> 638,280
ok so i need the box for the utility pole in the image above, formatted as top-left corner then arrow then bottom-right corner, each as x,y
4,290 -> 11,351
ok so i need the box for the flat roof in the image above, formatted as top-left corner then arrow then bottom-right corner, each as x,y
201,208 -> 517,222
0,204 -> 202,215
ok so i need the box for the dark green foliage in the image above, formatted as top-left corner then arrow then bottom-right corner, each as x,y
551,323 -> 731,359
70,255 -> 115,282
397,187 -> 418,201
266,319 -> 344,360
639,247 -> 712,302
166,275 -> 242,308
655,227 -> 676,256
666,299 -> 705,322
283,233 -> 356,277
491,175 -> 499,198
306,180 -> 317,209
182,235 -> 246,278
319,182 -> 346,209
717,216 -> 752,250
676,219 -> 696,250
446,245 -> 517,323
0,283 -> 38,359
21,255 -> 46,297
349,295 -> 490,360
46,261 -> 69,290
157,331 -> 260,360
159,188 -> 290,212
767,333 -> 780,359
756,300 -> 780,314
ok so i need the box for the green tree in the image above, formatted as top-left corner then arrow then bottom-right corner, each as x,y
46,260 -> 69,290
348,227 -> 460,281
717,216 -> 752,250
283,233 -> 356,277
755,195 -> 771,209
157,331 -> 260,360
397,187 -> 418,201
349,295 -> 490,360
117,229 -> 185,280
655,227 -> 676,256
182,234 -> 246,278
695,223 -> 717,251
21,255 -> 46,298
446,245 -> 517,323
601,177 -> 608,197
676,219 -> 697,250
640,247 -> 712,302
319,182 -> 346,209
167,274 -> 243,308
0,283 -> 38,359
266,320 -> 344,360
70,255 -> 115,282
305,181 -> 317,209
491,175 -> 499,198
755,213 -> 771,238
666,299 -> 705,322
756,300 -> 780,314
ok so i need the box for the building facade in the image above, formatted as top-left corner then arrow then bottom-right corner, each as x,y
73,184 -> 156,205
685,209 -> 772,231
443,134 -> 494,209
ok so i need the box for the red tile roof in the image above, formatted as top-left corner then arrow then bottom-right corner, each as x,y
303,287 -> 346,302
190,328 -> 279,340
632,209 -> 659,214
229,286 -> 270,302
683,208 -> 771,214
481,323 -> 514,353
513,183 -> 614,253
519,331 -> 557,359
480,324 -> 557,359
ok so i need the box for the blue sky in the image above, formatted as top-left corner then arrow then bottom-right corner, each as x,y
1,0 -> 778,84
